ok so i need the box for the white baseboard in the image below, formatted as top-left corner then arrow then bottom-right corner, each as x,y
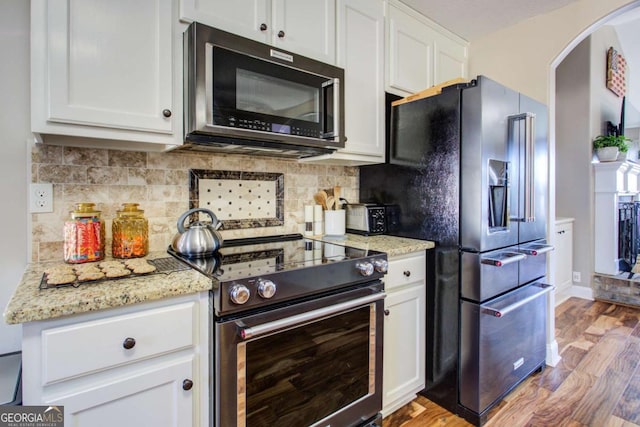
569,284 -> 594,300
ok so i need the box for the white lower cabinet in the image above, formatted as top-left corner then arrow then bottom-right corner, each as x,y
554,217 -> 574,303
382,251 -> 426,416
21,293 -> 209,427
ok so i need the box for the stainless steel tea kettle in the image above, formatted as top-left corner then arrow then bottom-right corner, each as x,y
171,208 -> 224,258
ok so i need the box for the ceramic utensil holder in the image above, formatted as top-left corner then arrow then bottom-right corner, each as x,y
324,209 -> 346,236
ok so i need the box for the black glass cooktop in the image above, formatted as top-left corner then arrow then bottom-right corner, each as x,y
168,233 -> 382,281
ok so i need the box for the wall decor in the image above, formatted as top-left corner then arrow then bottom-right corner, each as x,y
606,46 -> 627,97
189,169 -> 284,229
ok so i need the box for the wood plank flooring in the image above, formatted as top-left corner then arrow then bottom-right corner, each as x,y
383,297 -> 640,427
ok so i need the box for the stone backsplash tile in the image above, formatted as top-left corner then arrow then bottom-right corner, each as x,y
30,146 -> 360,262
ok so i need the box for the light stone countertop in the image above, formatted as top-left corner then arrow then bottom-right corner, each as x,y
316,233 -> 435,256
3,252 -> 212,325
4,235 -> 434,325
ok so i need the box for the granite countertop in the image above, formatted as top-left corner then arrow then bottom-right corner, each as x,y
4,235 -> 433,325
318,233 -> 434,256
3,252 -> 212,325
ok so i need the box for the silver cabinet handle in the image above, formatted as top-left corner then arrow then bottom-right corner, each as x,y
483,283 -> 554,318
238,292 -> 385,340
508,112 -> 536,223
480,252 -> 526,267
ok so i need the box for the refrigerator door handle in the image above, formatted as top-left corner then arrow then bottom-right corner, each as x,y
508,112 -> 536,223
482,283 -> 554,318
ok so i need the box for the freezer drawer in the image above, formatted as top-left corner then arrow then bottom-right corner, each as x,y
518,240 -> 553,285
459,282 -> 552,415
460,248 -> 524,302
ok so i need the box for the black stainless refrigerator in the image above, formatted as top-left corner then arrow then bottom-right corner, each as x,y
360,76 -> 554,425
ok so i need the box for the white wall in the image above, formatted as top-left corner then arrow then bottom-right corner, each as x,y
468,0 -> 638,103
0,0 -> 29,353
555,37 -> 592,289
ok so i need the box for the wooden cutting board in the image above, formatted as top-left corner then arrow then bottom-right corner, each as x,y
391,77 -> 468,107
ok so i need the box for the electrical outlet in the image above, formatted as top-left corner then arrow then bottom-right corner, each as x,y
572,271 -> 581,283
30,183 -> 53,213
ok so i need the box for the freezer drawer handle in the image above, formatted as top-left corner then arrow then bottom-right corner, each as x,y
518,244 -> 554,256
508,112 -> 536,223
480,252 -> 526,267
237,292 -> 385,340
483,283 -> 554,318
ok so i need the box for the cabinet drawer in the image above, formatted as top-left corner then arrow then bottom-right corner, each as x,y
41,302 -> 196,384
386,252 -> 426,291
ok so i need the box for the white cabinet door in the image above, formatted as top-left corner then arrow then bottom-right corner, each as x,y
300,0 -> 384,166
179,0 -> 270,44
554,219 -> 574,299
50,357 -> 195,427
41,0 -> 174,134
272,0 -> 336,64
382,251 -> 426,416
385,3 -> 433,96
385,1 -> 468,97
180,0 -> 335,64
338,0 -> 384,159
434,34 -> 468,84
383,281 -> 426,416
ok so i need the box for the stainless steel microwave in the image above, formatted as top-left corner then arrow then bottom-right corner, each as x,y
182,22 -> 345,158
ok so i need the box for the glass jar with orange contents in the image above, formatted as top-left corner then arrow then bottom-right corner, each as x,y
112,203 -> 149,259
63,203 -> 105,263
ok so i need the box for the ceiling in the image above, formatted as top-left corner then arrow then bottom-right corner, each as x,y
398,0 -> 582,41
399,0 -> 640,128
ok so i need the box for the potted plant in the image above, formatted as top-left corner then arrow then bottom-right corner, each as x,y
593,134 -> 630,162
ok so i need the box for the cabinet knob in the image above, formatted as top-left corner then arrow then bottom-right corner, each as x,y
384,309 -> 390,316
182,379 -> 194,391
277,30 -> 285,38
162,109 -> 172,118
122,337 -> 136,350
260,23 -> 268,31
403,270 -> 411,277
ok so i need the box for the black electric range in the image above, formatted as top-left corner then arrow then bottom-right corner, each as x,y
168,233 -> 388,317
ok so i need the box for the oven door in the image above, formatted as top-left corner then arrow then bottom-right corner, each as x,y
214,282 -> 384,427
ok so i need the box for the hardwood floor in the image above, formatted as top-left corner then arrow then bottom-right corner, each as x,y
383,297 -> 640,427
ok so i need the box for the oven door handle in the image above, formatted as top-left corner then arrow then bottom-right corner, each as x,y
238,292 -> 385,340
482,283 -> 554,318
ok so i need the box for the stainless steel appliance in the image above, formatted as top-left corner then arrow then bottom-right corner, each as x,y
169,234 -> 387,427
360,76 -> 553,425
345,204 -> 387,235
181,22 -> 345,159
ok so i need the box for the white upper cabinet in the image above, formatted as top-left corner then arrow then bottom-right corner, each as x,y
31,0 -> 183,150
385,1 -> 468,97
180,0 -> 336,64
302,0 -> 385,166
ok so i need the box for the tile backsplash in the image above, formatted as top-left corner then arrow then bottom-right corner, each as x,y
30,144 -> 358,263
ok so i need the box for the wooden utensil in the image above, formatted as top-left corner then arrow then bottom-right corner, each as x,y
314,191 -> 328,210
326,196 -> 335,210
333,186 -> 341,209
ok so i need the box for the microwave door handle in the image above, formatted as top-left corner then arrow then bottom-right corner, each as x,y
321,78 -> 340,139
508,112 -> 536,222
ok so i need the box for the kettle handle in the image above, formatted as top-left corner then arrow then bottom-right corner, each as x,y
177,208 -> 219,234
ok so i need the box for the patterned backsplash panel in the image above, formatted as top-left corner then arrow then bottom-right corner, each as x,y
189,169 -> 284,229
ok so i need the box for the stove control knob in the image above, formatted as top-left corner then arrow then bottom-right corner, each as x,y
373,259 -> 389,274
257,279 -> 277,299
229,284 -> 250,305
356,261 -> 374,277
